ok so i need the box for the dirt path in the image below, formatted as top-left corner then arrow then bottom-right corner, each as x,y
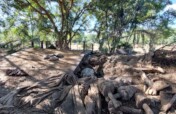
0,48 -> 83,89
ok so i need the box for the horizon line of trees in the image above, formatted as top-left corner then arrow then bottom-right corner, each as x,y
0,0 -> 176,52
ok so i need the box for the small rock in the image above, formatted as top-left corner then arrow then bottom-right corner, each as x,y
56,54 -> 64,58
81,68 -> 95,78
49,56 -> 59,61
44,54 -> 60,61
44,54 -> 55,59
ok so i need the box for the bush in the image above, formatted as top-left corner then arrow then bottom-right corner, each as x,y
117,42 -> 132,49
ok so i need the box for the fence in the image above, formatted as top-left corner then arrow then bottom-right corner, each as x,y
0,40 -> 99,52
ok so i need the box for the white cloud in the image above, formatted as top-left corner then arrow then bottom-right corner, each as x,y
164,4 -> 176,11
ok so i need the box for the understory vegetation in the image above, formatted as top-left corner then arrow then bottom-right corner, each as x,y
0,0 -> 176,52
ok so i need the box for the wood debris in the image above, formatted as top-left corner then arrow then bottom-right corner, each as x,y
0,51 -> 176,114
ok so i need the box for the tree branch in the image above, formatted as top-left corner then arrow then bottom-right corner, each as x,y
31,0 -> 59,33
26,0 -> 45,15
71,3 -> 91,28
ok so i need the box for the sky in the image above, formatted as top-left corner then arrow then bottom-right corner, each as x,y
165,0 -> 176,10
165,0 -> 176,28
171,0 -> 176,3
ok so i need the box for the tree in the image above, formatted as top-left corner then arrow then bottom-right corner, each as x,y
0,0 -> 175,51
0,0 -> 92,49
89,0 -> 174,52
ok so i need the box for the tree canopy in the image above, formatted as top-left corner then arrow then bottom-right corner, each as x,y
0,0 -> 176,51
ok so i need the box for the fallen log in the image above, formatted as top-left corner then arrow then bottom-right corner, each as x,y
135,93 -> 154,114
134,67 -> 165,74
146,80 -> 170,95
160,92 -> 176,112
141,72 -> 153,87
106,84 -> 144,102
147,95 -> 161,102
54,85 -> 82,114
84,84 -> 100,114
84,96 -> 95,114
119,106 -> 143,114
108,100 -> 142,114
98,79 -> 121,108
73,85 -> 86,114
0,86 -> 28,106
140,72 -> 169,95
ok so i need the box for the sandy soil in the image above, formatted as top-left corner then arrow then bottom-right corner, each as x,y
0,48 -> 82,89
0,47 -> 176,113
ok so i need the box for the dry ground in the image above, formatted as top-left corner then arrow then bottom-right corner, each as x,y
0,47 -> 176,114
0,48 -> 82,90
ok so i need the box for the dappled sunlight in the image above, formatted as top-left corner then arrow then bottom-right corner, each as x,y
0,0 -> 175,113
0,48 -> 82,88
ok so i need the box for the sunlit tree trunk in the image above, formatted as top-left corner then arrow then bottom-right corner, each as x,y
133,32 -> 136,46
149,35 -> 155,52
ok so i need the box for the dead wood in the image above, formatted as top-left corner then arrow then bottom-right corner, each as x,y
84,96 -> 95,114
147,95 -> 161,103
146,80 -> 170,95
160,92 -> 176,112
142,52 -> 154,63
134,67 -> 165,74
98,79 -> 121,108
119,106 -> 143,114
140,75 -> 170,95
78,77 -> 97,100
151,80 -> 169,91
108,100 -> 142,114
73,85 -> 86,114
1,51 -> 176,114
0,86 -> 28,106
113,76 -> 133,87
118,85 -> 137,100
140,72 -> 153,87
55,84 -> 85,114
140,72 -> 158,95
87,84 -> 101,114
154,41 -> 176,52
135,93 -> 154,114
6,68 -> 29,76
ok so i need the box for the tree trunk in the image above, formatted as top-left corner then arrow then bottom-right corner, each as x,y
142,33 -> 145,46
31,41 -> 34,47
136,33 -> 140,44
133,33 -> 136,46
99,37 -> 105,51
149,36 -> 155,52
41,41 -> 43,49
83,41 -> 86,52
56,39 -> 70,50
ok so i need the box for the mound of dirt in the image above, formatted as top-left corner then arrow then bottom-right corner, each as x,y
153,50 -> 176,67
